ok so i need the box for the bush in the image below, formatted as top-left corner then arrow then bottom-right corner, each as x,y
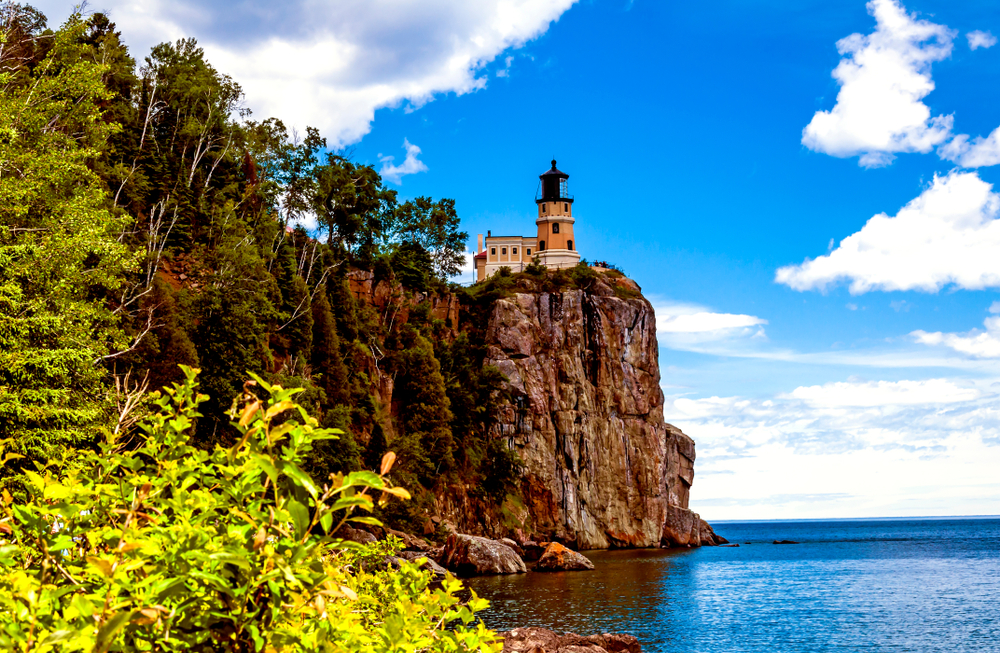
0,367 -> 500,653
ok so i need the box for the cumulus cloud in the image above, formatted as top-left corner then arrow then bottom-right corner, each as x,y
652,300 -> 768,353
776,170 -> 1000,293
939,126 -> 1000,168
379,139 -> 428,184
801,0 -> 955,167
34,0 -> 576,146
913,304 -> 1000,358
669,377 -> 1000,519
967,30 -> 997,50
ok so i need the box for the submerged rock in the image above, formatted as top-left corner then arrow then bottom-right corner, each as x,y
500,627 -> 641,653
773,540 -> 800,545
534,542 -> 594,572
440,533 -> 527,576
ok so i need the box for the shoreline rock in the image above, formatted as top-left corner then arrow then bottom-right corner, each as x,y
501,627 -> 641,653
534,542 -> 594,572
440,533 -> 527,576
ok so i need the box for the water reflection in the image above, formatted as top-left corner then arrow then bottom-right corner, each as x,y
464,519 -> 1000,653
467,548 -> 694,642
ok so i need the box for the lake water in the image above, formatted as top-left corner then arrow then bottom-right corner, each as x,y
465,518 -> 1000,652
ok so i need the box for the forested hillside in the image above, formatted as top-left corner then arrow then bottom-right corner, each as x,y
0,3 -> 526,528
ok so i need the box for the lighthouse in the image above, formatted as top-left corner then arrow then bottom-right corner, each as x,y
534,160 -> 580,270
475,159 -> 581,282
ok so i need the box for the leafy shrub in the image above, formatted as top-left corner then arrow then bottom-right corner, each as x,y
0,367 -> 500,653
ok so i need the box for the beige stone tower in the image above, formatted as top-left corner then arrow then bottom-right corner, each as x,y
535,160 -> 580,269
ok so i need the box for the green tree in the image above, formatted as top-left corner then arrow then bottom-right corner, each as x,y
395,197 -> 467,279
0,9 -> 138,488
393,330 -> 456,486
311,287 -> 350,406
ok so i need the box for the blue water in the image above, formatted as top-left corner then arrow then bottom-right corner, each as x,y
465,518 -> 1000,652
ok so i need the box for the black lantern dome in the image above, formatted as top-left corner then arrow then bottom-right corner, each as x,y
537,159 -> 573,204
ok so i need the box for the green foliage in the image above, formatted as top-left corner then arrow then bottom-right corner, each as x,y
394,197 -> 468,278
392,330 -> 456,486
388,241 -> 434,292
1,2 -> 527,537
0,9 -> 138,488
0,367 -> 501,653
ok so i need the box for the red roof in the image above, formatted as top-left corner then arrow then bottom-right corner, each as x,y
474,251 -> 487,260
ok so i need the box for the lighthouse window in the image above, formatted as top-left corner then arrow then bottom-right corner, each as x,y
501,247 -> 507,255
539,241 -> 545,251
552,223 -> 560,234
568,240 -> 573,250
564,203 -> 568,212
542,204 -> 547,213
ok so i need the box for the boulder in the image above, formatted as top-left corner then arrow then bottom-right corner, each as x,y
387,528 -> 431,551
521,541 -> 545,562
398,551 -> 448,579
534,542 -> 594,572
501,627 -> 641,653
500,537 -> 525,557
334,524 -> 377,545
440,533 -> 526,576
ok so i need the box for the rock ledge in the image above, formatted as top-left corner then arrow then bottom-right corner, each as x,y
501,627 -> 641,653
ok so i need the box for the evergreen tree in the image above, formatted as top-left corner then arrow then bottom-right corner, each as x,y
0,9 -> 137,487
393,329 -> 456,486
311,287 -> 350,406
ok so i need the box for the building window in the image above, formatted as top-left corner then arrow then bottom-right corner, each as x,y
491,248 -> 496,255
526,248 -> 532,255
564,203 -> 568,212
568,240 -> 573,250
513,247 -> 518,255
552,223 -> 560,234
501,247 -> 507,255
539,241 -> 545,251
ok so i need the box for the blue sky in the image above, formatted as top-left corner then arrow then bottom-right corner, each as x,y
39,0 -> 1000,520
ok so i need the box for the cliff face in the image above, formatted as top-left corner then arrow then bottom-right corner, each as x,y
456,274 -> 718,549
346,268 -> 719,549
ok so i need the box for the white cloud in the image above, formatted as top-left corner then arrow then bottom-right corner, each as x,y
379,139 -> 428,184
34,0 -> 576,147
669,377 -> 1000,520
776,170 -> 1000,293
913,309 -> 1000,358
939,126 -> 1000,168
450,250 -> 478,285
652,300 -> 768,353
784,378 -> 978,407
801,0 -> 955,167
967,30 -> 997,50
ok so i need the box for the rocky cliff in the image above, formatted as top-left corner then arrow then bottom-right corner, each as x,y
461,273 -> 718,548
347,268 -> 721,549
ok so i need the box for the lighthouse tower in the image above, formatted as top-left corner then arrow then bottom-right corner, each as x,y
474,159 -> 581,282
535,160 -> 580,269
